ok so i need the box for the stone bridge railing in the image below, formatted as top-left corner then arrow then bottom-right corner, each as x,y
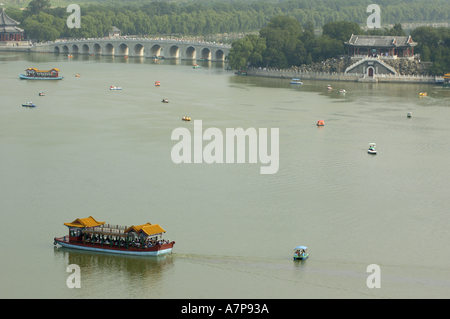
35,37 -> 231,61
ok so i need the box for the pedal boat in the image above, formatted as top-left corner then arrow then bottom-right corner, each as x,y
293,246 -> 309,260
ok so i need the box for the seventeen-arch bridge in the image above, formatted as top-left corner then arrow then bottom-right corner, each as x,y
35,38 -> 230,62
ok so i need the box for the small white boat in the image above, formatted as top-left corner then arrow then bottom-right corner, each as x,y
110,86 -> 122,90
290,78 -> 302,84
22,101 -> 36,107
368,143 -> 377,155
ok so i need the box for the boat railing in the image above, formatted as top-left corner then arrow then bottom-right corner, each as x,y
84,224 -> 128,235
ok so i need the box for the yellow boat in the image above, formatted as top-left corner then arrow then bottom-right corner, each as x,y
182,116 -> 191,121
419,92 -> 427,96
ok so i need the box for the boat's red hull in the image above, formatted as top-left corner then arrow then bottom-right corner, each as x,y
54,237 -> 175,256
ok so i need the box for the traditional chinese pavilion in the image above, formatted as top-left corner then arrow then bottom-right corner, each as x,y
0,8 -> 24,42
345,34 -> 417,59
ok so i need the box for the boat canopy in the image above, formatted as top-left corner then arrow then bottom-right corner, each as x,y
26,67 -> 60,73
292,78 -> 300,81
64,216 -> 105,228
294,246 -> 307,250
125,223 -> 166,236
444,73 -> 450,79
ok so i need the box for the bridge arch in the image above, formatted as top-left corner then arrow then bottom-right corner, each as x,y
149,44 -> 162,57
132,43 -> 144,57
169,45 -> 180,59
93,43 -> 101,55
71,44 -> 79,54
201,48 -> 211,60
53,46 -> 60,54
214,49 -> 226,61
185,46 -> 196,60
81,44 -> 89,54
105,43 -> 114,55
61,45 -> 69,54
118,43 -> 128,56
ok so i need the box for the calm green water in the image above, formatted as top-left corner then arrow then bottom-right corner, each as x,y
1,51 -> 449,299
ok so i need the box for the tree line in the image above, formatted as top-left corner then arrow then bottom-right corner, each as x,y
229,16 -> 450,76
229,17 -> 407,70
6,0 -> 450,42
5,0 -> 450,74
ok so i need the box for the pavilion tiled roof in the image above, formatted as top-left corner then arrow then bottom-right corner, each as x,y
345,34 -> 417,48
0,8 -> 24,33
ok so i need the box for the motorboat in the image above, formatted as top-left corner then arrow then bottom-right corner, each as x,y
290,78 -> 302,84
193,64 -> 201,69
316,120 -> 324,126
22,102 -> 36,107
39,91 -> 45,96
110,86 -> 122,90
293,246 -> 309,260
182,116 -> 191,121
368,143 -> 377,155
162,99 -> 169,103
407,112 -> 412,118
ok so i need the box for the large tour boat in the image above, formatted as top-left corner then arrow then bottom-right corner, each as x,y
54,216 -> 175,256
20,68 -> 64,80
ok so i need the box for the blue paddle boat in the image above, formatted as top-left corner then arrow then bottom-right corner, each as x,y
290,78 -> 302,84
293,246 -> 309,260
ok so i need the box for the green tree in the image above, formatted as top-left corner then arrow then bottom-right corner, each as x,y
322,21 -> 363,44
259,15 -> 304,68
27,0 -> 51,15
228,34 -> 266,70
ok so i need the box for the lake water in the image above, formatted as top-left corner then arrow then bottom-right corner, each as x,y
1,51 -> 449,300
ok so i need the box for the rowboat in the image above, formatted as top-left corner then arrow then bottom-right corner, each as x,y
317,120 -> 324,126
54,216 -> 175,256
182,116 -> 191,121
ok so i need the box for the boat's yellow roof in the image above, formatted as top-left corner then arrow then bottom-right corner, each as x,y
64,216 -> 105,228
444,73 -> 450,79
26,68 -> 60,72
125,223 -> 166,236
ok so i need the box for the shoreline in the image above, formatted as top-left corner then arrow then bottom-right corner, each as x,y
245,67 -> 443,84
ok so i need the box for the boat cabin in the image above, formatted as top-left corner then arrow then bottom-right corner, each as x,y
63,216 -> 168,249
25,67 -> 60,78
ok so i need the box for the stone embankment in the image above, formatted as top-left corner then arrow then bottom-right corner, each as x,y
247,56 -> 439,83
